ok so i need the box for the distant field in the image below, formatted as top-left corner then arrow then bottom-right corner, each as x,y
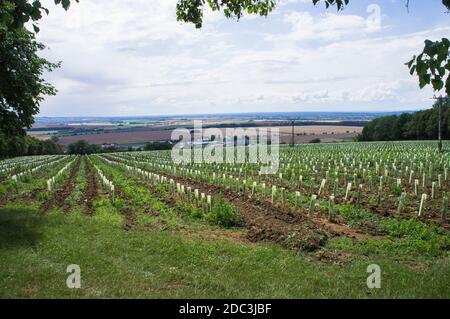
57,125 -> 363,146
28,131 -> 59,141
276,125 -> 362,135
276,126 -> 362,144
58,130 -> 172,146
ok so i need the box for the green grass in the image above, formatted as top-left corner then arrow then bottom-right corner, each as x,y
205,195 -> 240,228
333,204 -> 450,258
66,157 -> 87,207
0,204 -> 449,298
92,157 -> 183,230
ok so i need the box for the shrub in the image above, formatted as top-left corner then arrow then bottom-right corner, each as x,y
309,138 -> 321,144
391,184 -> 402,196
205,196 -> 240,228
37,191 -> 49,201
113,197 -> 124,209
177,200 -> 203,220
0,184 -> 7,196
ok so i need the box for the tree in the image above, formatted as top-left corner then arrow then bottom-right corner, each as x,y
309,138 -> 321,144
144,141 -> 173,151
176,0 -> 450,95
0,28 -> 59,137
407,39 -> 450,96
0,131 -> 62,158
358,99 -> 450,142
67,140 -> 100,155
0,0 -> 77,138
0,0 -> 78,33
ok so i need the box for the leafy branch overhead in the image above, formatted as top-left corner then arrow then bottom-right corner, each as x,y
0,0 -> 78,137
176,0 -> 277,29
176,0 -> 450,95
176,0 -> 351,28
0,0 -> 79,33
0,29 -> 60,136
407,39 -> 450,95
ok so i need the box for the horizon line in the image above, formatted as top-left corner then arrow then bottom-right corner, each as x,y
36,110 -> 420,119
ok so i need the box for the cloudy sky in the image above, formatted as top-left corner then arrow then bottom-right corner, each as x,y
35,0 -> 449,116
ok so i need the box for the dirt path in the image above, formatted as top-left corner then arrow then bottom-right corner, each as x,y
83,158 -> 99,216
39,158 -> 81,213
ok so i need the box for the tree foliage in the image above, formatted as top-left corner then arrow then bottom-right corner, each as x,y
144,141 -> 173,151
176,0 -> 450,96
176,0 -> 277,29
0,28 -> 60,136
0,0 -> 78,33
0,1 -> 77,138
67,140 -> 137,154
358,99 -> 450,142
67,140 -> 102,155
176,0 -> 351,28
406,38 -> 450,95
0,132 -> 62,158
176,0 -> 449,27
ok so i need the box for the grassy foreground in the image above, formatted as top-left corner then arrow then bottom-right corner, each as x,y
0,205 -> 449,298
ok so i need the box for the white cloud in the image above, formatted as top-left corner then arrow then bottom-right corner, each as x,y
33,0 -> 449,116
280,11 -> 368,42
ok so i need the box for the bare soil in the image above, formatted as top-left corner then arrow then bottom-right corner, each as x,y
114,187 -> 136,231
256,174 -> 448,227
142,170 -> 386,252
82,159 -> 99,216
39,158 -> 81,213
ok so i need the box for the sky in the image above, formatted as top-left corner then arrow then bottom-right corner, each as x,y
35,0 -> 450,116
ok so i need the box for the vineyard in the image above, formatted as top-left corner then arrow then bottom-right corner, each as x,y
0,141 -> 449,298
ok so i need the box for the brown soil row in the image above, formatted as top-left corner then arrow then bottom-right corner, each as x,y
39,158 -> 81,213
82,158 -> 99,216
143,170 -> 379,251
245,174 -> 447,226
112,186 -> 136,231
